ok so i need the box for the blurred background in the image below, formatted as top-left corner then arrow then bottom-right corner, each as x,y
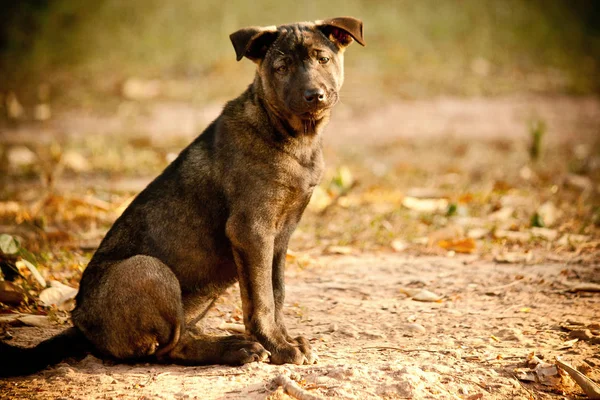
0,0 -> 599,295
1,0 -> 600,106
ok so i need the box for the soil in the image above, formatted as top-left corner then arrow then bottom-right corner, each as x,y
1,254 -> 599,399
1,95 -> 599,399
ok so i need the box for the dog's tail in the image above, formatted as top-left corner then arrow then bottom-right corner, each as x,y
0,327 -> 91,377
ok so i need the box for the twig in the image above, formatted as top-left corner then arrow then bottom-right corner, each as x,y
556,357 -> 600,399
486,280 -> 523,291
271,374 -> 325,400
359,346 -> 442,354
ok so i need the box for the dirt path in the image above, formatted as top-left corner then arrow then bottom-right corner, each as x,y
1,254 -> 598,399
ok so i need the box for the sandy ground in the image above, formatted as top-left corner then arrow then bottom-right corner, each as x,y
1,253 -> 599,399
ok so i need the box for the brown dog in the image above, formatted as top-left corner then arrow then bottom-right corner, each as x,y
0,17 -> 364,376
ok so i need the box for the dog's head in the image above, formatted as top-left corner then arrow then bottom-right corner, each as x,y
230,17 -> 365,121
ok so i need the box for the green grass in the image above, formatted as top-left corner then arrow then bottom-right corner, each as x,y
1,0 -> 599,108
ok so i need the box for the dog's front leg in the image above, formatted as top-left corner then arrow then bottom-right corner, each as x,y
226,217 -> 307,365
272,232 -> 317,364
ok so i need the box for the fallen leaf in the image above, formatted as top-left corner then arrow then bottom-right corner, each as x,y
402,196 -> 448,212
0,281 -> 26,305
325,246 -> 355,255
16,259 -> 46,287
438,238 -> 476,254
467,228 -> 490,239
428,225 -> 464,246
564,282 -> 600,293
489,207 -> 514,221
531,227 -> 558,241
558,338 -> 578,350
399,288 -> 443,302
39,280 -> 78,311
564,174 -> 593,191
557,234 -> 590,246
537,201 -> 559,227
466,394 -> 484,400
494,230 -> 531,243
514,368 -> 536,382
390,239 -> 408,252
556,357 -> 600,399
494,252 -> 533,264
0,234 -> 20,255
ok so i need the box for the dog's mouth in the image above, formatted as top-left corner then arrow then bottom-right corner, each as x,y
298,108 -> 328,120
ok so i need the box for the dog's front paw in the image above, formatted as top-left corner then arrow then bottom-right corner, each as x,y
269,344 -> 306,365
291,335 -> 318,364
268,337 -> 317,365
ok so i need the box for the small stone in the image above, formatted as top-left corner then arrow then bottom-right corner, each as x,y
328,323 -> 338,333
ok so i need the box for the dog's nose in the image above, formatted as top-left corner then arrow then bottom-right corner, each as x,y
304,88 -> 326,103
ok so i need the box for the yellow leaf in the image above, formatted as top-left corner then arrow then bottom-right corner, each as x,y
437,238 -> 477,254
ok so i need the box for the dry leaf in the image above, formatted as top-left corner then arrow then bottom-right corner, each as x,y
494,252 -> 533,264
325,246 -> 354,255
428,225 -> 464,246
556,357 -> 600,399
39,281 -> 78,311
494,230 -> 531,243
391,239 -> 408,252
531,227 -> 558,241
558,338 -> 579,350
0,281 -> 26,305
514,368 -> 536,382
489,207 -> 514,221
437,238 -> 476,254
16,259 -> 46,287
467,228 -> 490,239
399,288 -> 443,302
402,196 -> 448,212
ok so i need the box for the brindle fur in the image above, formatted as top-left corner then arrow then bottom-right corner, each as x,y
0,17 -> 364,374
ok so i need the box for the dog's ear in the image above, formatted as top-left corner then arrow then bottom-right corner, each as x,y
316,17 -> 365,48
230,26 -> 279,62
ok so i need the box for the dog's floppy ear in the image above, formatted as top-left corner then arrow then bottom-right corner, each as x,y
316,17 -> 365,48
230,26 -> 279,62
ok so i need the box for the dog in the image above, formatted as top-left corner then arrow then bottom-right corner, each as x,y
0,16 -> 364,376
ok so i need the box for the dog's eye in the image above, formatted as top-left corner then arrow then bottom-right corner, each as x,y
318,57 -> 330,64
276,65 -> 287,73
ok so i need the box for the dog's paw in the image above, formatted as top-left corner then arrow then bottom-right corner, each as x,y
222,340 -> 270,365
290,335 -> 318,364
269,344 -> 306,365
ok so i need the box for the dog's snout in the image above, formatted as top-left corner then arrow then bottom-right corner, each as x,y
303,88 -> 326,103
